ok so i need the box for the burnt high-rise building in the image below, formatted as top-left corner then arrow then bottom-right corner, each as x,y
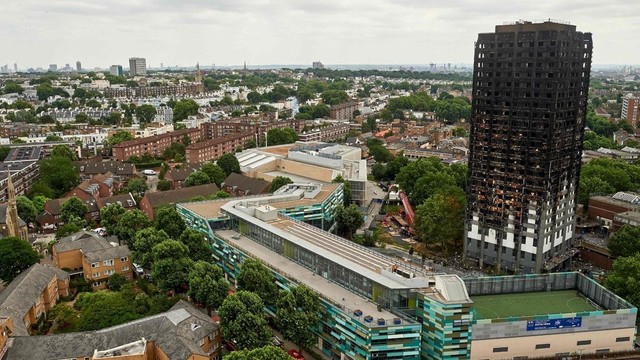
464,20 -> 592,273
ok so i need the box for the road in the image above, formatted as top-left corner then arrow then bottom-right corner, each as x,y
361,181 -> 386,230
145,174 -> 158,192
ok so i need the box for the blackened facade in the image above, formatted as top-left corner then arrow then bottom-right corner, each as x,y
464,21 -> 593,273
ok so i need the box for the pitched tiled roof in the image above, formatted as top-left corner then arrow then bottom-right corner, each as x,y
143,183 -> 219,208
5,301 -> 218,360
222,173 -> 270,195
0,264 -> 69,336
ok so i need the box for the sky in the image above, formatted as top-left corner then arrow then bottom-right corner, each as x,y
1,0 -> 637,69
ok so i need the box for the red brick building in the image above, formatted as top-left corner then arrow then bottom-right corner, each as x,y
330,101 -> 358,120
112,128 -> 202,161
139,183 -> 219,219
588,193 -> 640,227
185,131 -> 254,163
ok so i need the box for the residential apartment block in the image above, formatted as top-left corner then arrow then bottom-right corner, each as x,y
0,264 -> 69,336
298,123 -> 350,143
622,95 -> 639,126
465,20 -> 593,273
112,128 -> 202,161
4,301 -> 221,360
128,57 -> 146,77
329,101 -> 358,119
185,131 -> 254,163
52,231 -> 133,290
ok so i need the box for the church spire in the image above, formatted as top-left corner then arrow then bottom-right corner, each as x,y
6,170 -> 22,239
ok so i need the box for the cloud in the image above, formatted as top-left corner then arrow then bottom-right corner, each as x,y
0,0 -> 635,68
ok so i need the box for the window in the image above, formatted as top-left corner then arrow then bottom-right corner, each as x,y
122,266 -> 129,271
91,262 -> 99,268
493,347 -> 508,353
535,344 -> 551,349
92,272 -> 100,278
616,337 -> 630,342
103,259 -> 114,266
92,281 -> 102,287
577,340 -> 591,346
120,256 -> 128,262
104,269 -> 115,276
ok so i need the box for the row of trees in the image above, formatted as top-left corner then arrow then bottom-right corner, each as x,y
578,158 -> 640,207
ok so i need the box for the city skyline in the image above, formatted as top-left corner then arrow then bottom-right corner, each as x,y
1,0 -> 638,69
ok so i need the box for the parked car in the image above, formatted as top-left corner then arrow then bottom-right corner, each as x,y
133,263 -> 144,275
142,169 -> 156,176
288,349 -> 305,360
271,336 -> 284,349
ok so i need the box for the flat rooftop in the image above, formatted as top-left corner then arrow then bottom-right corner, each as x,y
179,183 -> 338,220
471,290 -> 598,320
264,170 -> 328,184
216,230 -> 409,327
269,217 -> 413,276
258,144 -> 295,157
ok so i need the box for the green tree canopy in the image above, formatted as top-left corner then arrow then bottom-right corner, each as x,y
0,237 -> 42,283
335,204 -> 364,239
157,179 -> 172,191
152,257 -> 193,293
0,146 -> 10,161
99,203 -> 125,236
16,196 -> 37,224
51,145 -> 77,161
45,134 -> 64,142
219,291 -> 272,350
332,175 -> 352,206
200,163 -> 227,186
134,104 -> 157,124
55,215 -> 86,239
414,190 -> 465,251
154,206 -> 186,239
106,130 -> 134,147
132,228 -> 171,269
275,285 -> 321,350
237,258 -> 278,306
178,228 -> 212,262
605,254 -> 640,307
608,225 -> 640,258
217,153 -> 240,176
113,209 -> 152,246
60,197 -> 88,224
269,176 -> 293,192
172,99 -> 199,122
320,89 -> 349,105
125,178 -> 148,197
38,155 -> 81,197
188,261 -> 229,315
184,171 -> 211,187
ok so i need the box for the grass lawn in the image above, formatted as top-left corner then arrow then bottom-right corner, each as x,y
471,290 -> 598,319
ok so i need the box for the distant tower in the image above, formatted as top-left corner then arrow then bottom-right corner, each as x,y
243,61 -> 247,72
13,63 -> 17,72
5,171 -> 23,239
195,63 -> 202,83
76,61 -> 82,72
195,63 -> 204,93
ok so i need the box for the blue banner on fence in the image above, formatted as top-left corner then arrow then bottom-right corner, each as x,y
526,317 -> 582,331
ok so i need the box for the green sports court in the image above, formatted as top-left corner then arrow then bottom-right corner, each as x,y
471,290 -> 599,319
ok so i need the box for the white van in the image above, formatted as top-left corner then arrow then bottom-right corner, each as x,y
142,169 -> 156,176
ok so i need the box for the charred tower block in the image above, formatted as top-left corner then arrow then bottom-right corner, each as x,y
464,21 -> 592,273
